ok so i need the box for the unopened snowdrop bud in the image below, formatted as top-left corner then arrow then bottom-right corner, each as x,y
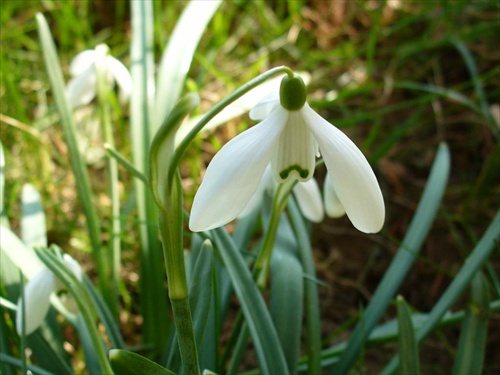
16,254 -> 83,335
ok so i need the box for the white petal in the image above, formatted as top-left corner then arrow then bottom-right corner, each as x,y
66,66 -> 97,107
323,172 -> 346,218
293,178 -> 324,222
239,165 -> 273,217
69,50 -> 96,76
189,108 -> 288,231
107,56 -> 132,103
249,91 -> 280,120
302,104 -> 385,233
16,267 -> 55,335
271,110 -> 317,182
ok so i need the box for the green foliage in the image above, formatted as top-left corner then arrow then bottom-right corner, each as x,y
1,1 -> 498,374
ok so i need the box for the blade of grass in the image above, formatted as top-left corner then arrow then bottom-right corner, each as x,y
130,0 -> 170,356
288,198 -> 322,375
452,272 -> 490,375
396,296 -> 420,375
333,142 -> 451,374
153,0 -> 222,130
35,14 -> 111,309
381,211 -> 500,374
212,228 -> 289,375
270,235 -> 304,375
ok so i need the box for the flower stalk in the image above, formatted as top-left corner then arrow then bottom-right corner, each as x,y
94,44 -> 121,320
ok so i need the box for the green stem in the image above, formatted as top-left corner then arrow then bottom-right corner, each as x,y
95,46 -> 121,320
253,179 -> 296,288
158,173 -> 199,374
169,65 -> 294,185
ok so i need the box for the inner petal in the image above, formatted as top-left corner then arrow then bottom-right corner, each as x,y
271,111 -> 317,182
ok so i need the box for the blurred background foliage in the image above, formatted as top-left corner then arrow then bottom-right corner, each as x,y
1,0 -> 499,373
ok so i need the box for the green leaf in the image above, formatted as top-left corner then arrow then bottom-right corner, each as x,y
452,272 -> 490,375
381,211 -> 500,374
270,228 -> 304,375
166,240 -> 214,373
110,349 -> 175,375
333,142 -> 451,374
129,0 -> 170,356
396,296 -> 420,375
21,184 -> 47,248
288,199 -> 322,375
212,228 -> 289,375
154,0 -> 222,130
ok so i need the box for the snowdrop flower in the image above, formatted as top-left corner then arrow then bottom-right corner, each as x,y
16,254 -> 82,335
241,166 -> 324,222
189,73 -> 384,233
66,44 -> 132,107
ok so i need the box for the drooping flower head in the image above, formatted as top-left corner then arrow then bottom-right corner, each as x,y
189,73 -> 384,233
66,44 -> 132,107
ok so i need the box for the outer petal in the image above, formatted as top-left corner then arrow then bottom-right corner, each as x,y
302,104 -> 385,233
106,56 -> 132,104
293,178 -> 324,222
323,171 -> 346,218
190,108 -> 288,231
66,65 -> 97,107
16,267 -> 55,335
69,50 -> 96,76
249,91 -> 280,120
239,165 -> 273,218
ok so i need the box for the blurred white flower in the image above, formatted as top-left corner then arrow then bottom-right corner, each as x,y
16,254 -> 82,335
189,73 -> 384,233
66,44 -> 132,107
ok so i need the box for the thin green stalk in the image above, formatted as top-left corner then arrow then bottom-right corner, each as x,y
253,179 -> 296,288
37,249 -> 114,375
158,172 -> 199,375
95,46 -> 121,321
35,14 -> 110,310
170,65 -> 294,185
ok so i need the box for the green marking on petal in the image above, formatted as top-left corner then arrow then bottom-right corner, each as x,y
279,74 -> 306,110
279,165 -> 309,180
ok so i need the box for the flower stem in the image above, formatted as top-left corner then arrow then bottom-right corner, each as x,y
169,65 -> 294,185
95,46 -> 121,321
158,173 -> 199,374
253,179 -> 296,288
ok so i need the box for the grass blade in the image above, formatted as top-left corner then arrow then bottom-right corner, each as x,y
452,272 -> 490,375
270,231 -> 304,375
288,199 -> 322,375
333,142 -> 451,374
130,0 -> 170,356
35,14 -> 112,309
154,0 -> 222,130
212,228 -> 289,375
381,211 -> 500,374
396,296 -> 420,375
